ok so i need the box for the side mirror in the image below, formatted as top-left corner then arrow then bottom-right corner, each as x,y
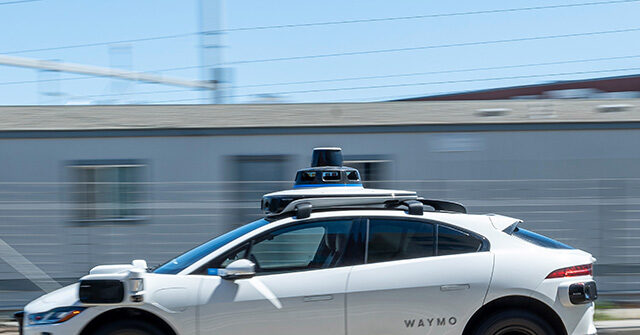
209,259 -> 255,280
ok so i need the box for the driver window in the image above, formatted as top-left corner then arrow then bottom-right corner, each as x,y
251,226 -> 325,270
248,219 -> 354,274
193,219 -> 355,275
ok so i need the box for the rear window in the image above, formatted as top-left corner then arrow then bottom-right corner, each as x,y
513,227 -> 573,250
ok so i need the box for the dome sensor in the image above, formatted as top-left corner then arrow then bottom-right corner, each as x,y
311,147 -> 343,167
294,147 -> 361,188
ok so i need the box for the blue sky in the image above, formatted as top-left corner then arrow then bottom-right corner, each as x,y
1,0 -> 639,105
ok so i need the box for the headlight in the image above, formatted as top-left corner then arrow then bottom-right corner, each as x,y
28,307 -> 86,325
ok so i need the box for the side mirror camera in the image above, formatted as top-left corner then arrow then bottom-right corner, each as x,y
208,259 -> 255,280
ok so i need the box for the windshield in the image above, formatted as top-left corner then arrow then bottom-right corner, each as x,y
154,218 -> 270,274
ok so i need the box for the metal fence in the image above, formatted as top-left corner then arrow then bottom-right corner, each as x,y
1,178 -> 640,310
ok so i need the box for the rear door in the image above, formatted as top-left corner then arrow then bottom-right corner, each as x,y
346,217 -> 493,335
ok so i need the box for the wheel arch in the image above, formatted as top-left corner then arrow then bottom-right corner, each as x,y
79,307 -> 178,335
462,295 -> 567,335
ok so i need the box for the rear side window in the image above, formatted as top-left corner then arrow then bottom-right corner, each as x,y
367,219 -> 435,263
438,225 -> 483,255
365,218 -> 487,264
513,227 -> 573,249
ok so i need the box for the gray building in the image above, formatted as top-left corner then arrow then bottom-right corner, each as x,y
1,100 -> 640,310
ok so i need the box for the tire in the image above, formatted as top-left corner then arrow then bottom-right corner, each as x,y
473,310 -> 556,335
93,320 -> 165,335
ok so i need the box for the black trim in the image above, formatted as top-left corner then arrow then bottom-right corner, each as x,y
3,121 -> 640,139
294,203 -> 312,219
404,200 -> 424,215
294,166 -> 362,187
79,279 -> 125,304
419,199 -> 466,214
352,217 -> 367,266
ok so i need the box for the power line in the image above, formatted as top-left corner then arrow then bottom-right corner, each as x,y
37,26 -> 632,73
224,27 -> 640,65
79,53 -> 640,94
2,0 -> 637,55
3,52 -> 640,95
234,54 -> 640,88
149,66 -> 640,103
235,67 -> 640,96
0,0 -> 40,5
0,76 -> 86,86
221,0 -> 640,33
18,53 -> 640,100
0,32 -> 196,55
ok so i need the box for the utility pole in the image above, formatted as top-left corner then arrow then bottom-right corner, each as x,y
108,44 -> 133,104
199,0 -> 232,104
37,65 -> 62,105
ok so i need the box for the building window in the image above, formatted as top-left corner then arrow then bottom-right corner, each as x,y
229,155 -> 290,225
69,161 -> 146,222
343,157 -> 391,188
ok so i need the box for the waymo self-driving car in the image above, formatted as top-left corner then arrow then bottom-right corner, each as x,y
17,148 -> 597,335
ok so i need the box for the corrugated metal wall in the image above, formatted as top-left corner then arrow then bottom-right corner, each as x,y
1,128 -> 640,309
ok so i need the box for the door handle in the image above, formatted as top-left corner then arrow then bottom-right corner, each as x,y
304,294 -> 333,302
440,284 -> 470,292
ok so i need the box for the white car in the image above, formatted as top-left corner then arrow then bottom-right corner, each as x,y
17,148 -> 597,335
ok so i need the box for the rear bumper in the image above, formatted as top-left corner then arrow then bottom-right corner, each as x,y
567,303 -> 597,335
534,276 -> 597,335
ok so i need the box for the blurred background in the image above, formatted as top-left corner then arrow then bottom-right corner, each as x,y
2,0 -> 640,329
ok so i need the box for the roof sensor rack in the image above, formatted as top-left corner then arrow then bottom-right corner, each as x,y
261,147 -> 467,218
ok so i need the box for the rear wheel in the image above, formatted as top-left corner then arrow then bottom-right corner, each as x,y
473,310 -> 556,335
93,320 -> 165,335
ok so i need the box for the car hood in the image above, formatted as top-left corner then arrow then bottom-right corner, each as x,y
24,283 -> 80,314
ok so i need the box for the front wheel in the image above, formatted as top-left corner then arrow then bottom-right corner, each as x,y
93,320 -> 165,335
473,310 -> 556,335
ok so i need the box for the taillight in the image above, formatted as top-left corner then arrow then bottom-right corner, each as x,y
546,264 -> 593,279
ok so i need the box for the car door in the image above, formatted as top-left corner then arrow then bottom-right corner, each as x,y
196,217 -> 363,335
346,217 -> 493,335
